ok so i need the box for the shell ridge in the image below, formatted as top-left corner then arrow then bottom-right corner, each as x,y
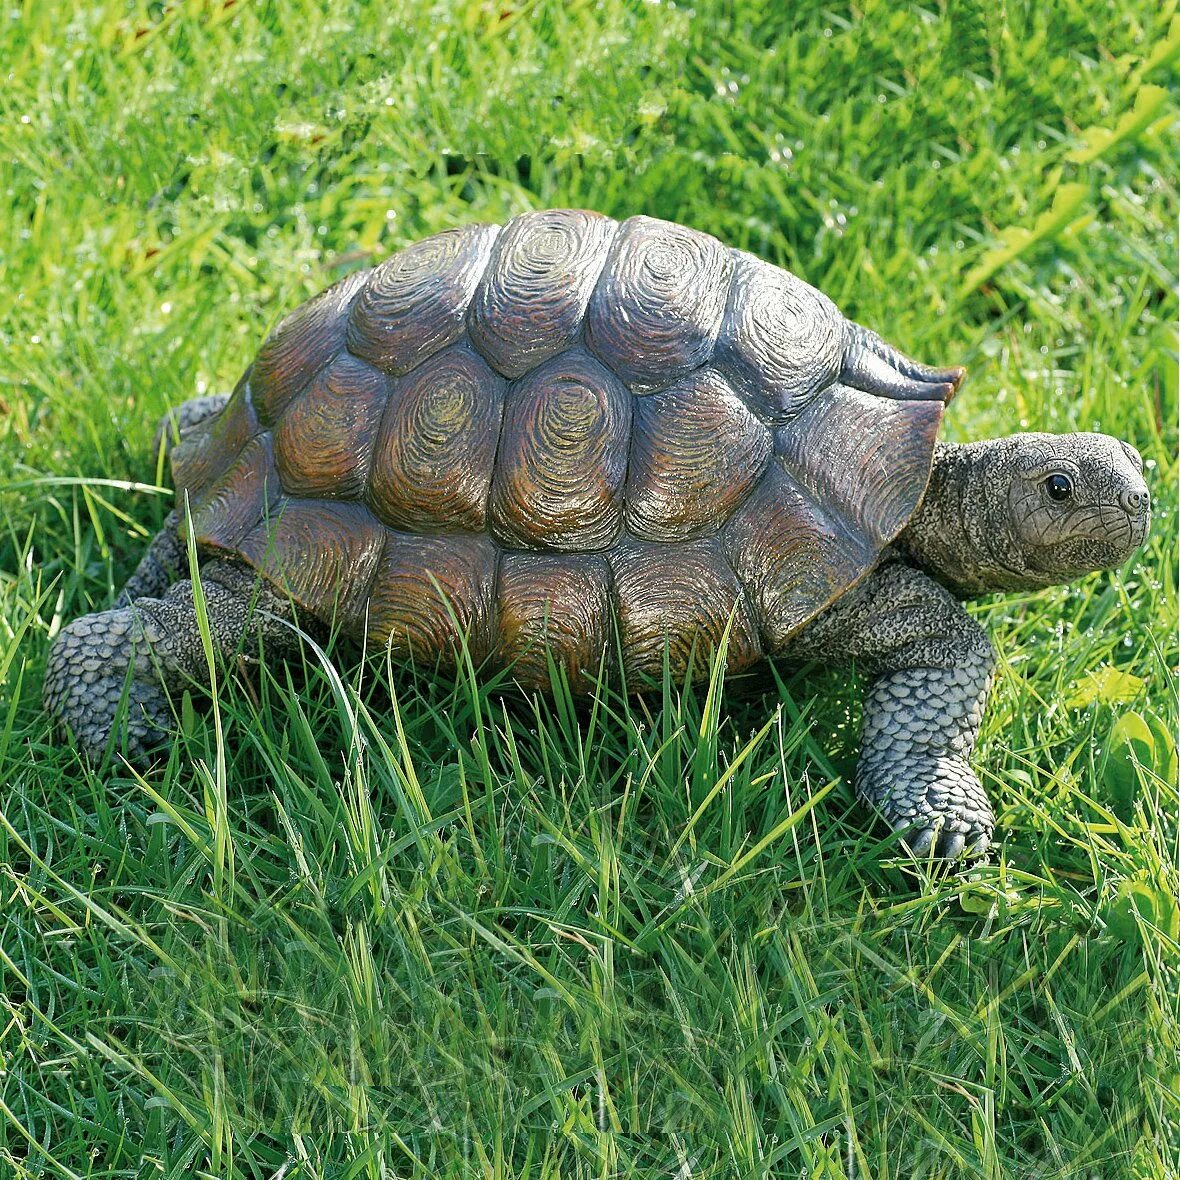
484,540 -> 504,671
274,353 -> 341,433
354,527 -> 393,651
355,358 -> 396,509
361,527 -> 391,633
619,386 -> 639,537
486,356 -> 521,544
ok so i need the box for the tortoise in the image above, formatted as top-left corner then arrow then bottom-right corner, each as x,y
43,210 -> 1151,858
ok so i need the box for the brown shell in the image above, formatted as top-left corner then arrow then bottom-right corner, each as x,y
176,211 -> 946,688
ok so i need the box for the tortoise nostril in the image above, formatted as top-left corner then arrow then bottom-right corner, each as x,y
1119,487 -> 1149,514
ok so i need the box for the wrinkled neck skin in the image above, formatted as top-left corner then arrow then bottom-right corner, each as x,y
897,441 -> 1046,598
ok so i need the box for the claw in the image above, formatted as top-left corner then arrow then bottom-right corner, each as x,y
898,821 -> 989,861
936,830 -> 967,860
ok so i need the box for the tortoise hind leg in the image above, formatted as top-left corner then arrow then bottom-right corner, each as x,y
784,562 -> 996,858
841,322 -> 966,403
117,393 -> 235,608
44,561 -> 298,765
153,392 -> 232,461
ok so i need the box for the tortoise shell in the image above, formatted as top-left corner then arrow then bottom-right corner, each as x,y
172,210 -> 944,689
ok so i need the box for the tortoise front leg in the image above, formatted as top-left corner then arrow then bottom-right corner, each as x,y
785,562 -> 996,858
44,561 -> 297,764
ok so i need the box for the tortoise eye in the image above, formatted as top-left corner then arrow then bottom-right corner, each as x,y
1044,473 -> 1073,502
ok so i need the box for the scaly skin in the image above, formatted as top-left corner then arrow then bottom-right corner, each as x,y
114,510 -> 186,608
784,432 -> 1149,856
785,562 -> 995,858
898,435 -> 1150,596
44,561 -> 297,763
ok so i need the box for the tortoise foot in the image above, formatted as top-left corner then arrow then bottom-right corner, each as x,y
858,751 -> 994,860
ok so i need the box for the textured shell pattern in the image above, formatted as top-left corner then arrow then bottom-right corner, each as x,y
173,211 -> 943,689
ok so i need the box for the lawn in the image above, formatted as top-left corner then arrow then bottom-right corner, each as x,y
1,1 -> 1177,1177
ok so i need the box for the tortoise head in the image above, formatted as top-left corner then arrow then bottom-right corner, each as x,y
999,432 -> 1150,583
901,432 -> 1151,595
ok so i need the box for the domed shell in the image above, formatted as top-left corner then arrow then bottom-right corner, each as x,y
172,210 -> 947,688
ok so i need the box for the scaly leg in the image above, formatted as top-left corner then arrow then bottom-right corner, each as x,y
152,392 -> 232,461
44,561 -> 298,764
784,561 -> 996,858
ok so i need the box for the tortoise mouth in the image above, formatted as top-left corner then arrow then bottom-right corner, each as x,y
1027,509 -> 1147,576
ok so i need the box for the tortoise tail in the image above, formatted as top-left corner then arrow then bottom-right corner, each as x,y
840,322 -> 966,404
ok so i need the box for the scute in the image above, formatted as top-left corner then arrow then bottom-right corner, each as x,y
585,215 -> 733,391
368,342 -> 505,533
367,532 -> 499,667
273,352 -> 387,499
236,499 -> 386,632
714,252 -> 845,423
252,268 -> 371,427
469,209 -> 616,378
347,224 -> 499,376
496,552 -> 613,691
722,463 -> 876,650
610,538 -> 763,680
172,374 -> 259,500
775,383 -> 943,547
186,434 -> 280,557
489,349 -> 631,551
625,366 -> 772,541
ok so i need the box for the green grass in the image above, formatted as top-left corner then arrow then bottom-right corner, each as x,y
1,1 -> 1177,1176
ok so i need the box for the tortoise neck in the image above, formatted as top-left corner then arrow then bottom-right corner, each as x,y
897,441 -> 1032,597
